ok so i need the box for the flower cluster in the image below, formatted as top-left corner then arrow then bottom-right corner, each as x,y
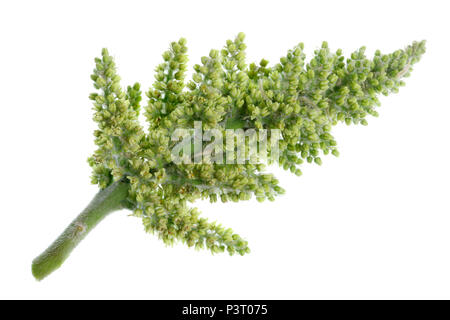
88,35 -> 425,255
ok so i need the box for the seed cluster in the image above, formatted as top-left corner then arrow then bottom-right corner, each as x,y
87,34 -> 425,255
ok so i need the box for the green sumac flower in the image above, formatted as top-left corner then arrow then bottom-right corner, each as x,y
31,33 -> 426,280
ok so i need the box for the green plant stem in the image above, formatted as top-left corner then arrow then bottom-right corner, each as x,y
31,179 -> 130,281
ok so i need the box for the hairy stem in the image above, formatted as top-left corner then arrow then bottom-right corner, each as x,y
31,179 -> 130,280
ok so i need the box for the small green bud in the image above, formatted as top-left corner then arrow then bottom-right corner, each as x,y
237,32 -> 245,42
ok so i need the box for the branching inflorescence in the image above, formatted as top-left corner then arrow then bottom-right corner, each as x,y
32,33 -> 425,280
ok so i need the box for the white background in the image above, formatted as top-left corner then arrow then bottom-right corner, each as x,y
0,0 -> 449,299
